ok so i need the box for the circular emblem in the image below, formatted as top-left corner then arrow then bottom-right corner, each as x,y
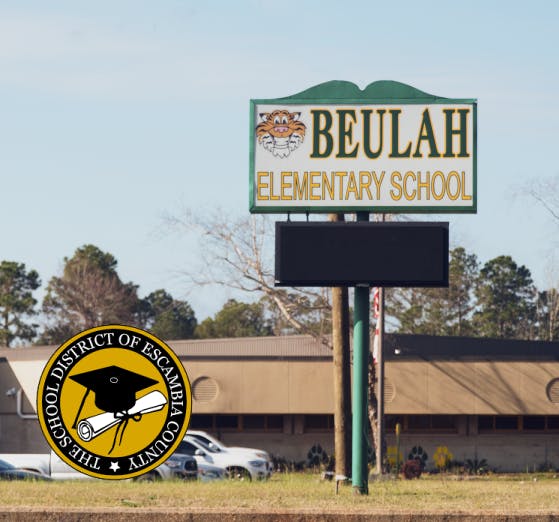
37,325 -> 191,480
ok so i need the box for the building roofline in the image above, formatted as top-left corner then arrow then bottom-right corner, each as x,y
1,334 -> 559,362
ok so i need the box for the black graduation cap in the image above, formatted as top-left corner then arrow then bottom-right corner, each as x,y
69,365 -> 159,454
70,365 -> 158,424
70,365 -> 158,414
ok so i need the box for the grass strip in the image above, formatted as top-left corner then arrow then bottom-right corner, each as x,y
0,473 -> 558,514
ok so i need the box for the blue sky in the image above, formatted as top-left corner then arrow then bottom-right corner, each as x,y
1,1 -> 558,321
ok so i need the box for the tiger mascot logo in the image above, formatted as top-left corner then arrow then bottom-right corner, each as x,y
256,110 -> 306,158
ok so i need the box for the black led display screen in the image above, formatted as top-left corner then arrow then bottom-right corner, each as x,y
275,222 -> 448,287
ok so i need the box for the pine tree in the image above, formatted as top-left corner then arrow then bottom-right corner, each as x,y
0,261 -> 41,347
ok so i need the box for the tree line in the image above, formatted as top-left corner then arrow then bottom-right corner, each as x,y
1,243 -> 558,347
388,246 -> 558,341
0,244 -> 261,347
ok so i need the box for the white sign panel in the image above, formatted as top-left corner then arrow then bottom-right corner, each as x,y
250,98 -> 477,214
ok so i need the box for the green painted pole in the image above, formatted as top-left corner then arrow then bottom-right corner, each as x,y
352,212 -> 369,495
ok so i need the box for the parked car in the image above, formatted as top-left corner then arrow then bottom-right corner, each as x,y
132,462 -> 174,481
164,453 -> 198,480
187,430 -> 272,468
196,460 -> 226,482
0,450 -> 175,481
0,451 -> 92,480
176,435 -> 270,480
0,458 -> 51,481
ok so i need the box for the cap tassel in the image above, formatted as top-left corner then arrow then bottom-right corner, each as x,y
108,411 -> 143,454
72,389 -> 91,429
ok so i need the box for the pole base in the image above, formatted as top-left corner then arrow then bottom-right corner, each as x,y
352,484 -> 368,495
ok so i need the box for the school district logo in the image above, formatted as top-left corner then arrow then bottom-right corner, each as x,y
37,325 -> 191,480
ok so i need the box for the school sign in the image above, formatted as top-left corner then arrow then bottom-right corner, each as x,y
249,80 -> 477,214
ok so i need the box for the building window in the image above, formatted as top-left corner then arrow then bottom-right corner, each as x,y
495,416 -> 519,431
215,415 -> 239,431
267,415 -> 284,431
478,415 -> 559,433
523,416 -> 546,431
188,414 -> 238,431
242,415 -> 266,431
478,415 -> 494,432
431,415 -> 456,431
188,414 -> 284,432
189,414 -> 214,430
478,415 -> 520,432
304,414 -> 334,432
385,415 -> 405,433
522,416 -> 559,432
407,415 -> 431,431
385,415 -> 457,434
241,415 -> 284,432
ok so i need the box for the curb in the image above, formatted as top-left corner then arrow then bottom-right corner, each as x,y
1,511 -> 559,522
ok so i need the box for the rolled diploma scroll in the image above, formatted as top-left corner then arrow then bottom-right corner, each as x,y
76,390 -> 167,442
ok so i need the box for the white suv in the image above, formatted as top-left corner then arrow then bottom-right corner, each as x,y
176,435 -> 271,480
187,430 -> 272,465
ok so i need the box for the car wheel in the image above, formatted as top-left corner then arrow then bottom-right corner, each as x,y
135,470 -> 160,482
226,467 -> 251,481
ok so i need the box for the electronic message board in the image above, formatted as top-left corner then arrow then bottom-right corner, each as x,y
275,221 -> 449,287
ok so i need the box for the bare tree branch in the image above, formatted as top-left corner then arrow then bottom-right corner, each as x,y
163,209 -> 332,345
526,177 -> 559,222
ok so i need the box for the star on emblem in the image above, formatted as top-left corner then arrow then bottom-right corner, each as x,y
109,461 -> 120,472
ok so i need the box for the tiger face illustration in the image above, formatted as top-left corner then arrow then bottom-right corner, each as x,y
256,110 -> 306,158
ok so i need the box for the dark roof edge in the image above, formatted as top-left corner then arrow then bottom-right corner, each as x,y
1,334 -> 559,362
384,334 -> 559,361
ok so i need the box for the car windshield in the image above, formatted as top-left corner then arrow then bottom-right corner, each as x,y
176,441 -> 199,456
190,434 -> 222,452
191,438 -> 218,454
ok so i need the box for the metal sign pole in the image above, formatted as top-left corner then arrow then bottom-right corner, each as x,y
374,214 -> 386,476
352,212 -> 369,495
375,286 -> 385,475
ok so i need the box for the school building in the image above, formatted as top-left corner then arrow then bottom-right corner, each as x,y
1,334 -> 559,472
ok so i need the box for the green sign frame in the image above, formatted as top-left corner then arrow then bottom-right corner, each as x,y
249,80 -> 477,214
